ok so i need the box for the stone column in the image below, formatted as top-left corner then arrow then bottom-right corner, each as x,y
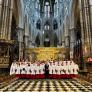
79,0 -> 92,57
79,0 -> 92,71
62,31 -> 65,47
58,30 -> 62,46
69,11 -> 75,59
8,0 -> 13,40
50,15 -> 54,47
0,0 -> 13,40
89,0 -> 92,54
0,0 -> 3,37
41,11 -> 44,47
0,0 -> 8,39
0,0 -> 2,17
70,28 -> 75,59
64,19 -> 70,48
40,33 -> 43,47
17,28 -> 24,60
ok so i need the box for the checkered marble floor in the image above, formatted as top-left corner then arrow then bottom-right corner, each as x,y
0,79 -> 92,92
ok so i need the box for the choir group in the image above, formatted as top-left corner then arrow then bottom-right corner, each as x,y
10,59 -> 79,78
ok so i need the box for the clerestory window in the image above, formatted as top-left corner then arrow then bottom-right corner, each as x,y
44,2 -> 50,17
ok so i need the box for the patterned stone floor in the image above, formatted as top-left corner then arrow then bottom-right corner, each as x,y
0,79 -> 92,92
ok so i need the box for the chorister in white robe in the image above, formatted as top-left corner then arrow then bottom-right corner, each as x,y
10,64 -> 13,75
15,64 -> 20,74
38,64 -> 41,74
63,61 -> 66,66
26,64 -> 31,74
70,60 -> 74,65
73,64 -> 79,74
57,65 -> 61,75
48,62 -> 50,66
59,61 -> 62,65
65,65 -> 69,74
20,64 -> 23,74
67,61 -> 70,66
49,65 -> 53,74
64,64 -> 67,74
69,64 -> 74,74
61,65 -> 66,74
10,63 -> 17,75
55,65 -> 58,74
20,62 -> 26,71
60,65 -> 63,74
36,65 -> 40,74
21,68 -> 26,74
55,62 -> 58,66
31,64 -> 35,75
40,63 -> 44,74
52,63 -> 56,74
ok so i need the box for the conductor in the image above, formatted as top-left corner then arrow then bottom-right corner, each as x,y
44,62 -> 49,79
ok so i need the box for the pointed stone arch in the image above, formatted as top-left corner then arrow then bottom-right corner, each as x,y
44,33 -> 50,47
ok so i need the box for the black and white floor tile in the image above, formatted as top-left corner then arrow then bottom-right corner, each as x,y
0,79 -> 92,92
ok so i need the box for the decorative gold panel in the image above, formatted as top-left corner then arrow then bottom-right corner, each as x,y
0,57 -> 9,68
27,47 -> 67,61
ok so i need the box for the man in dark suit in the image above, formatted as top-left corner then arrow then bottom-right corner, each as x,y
44,62 -> 49,79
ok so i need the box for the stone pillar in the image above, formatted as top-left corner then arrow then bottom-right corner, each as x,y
0,0 -> 8,39
50,17 -> 54,47
0,0 -> 13,40
70,28 -> 75,59
79,0 -> 92,71
89,0 -> 92,54
59,30 -> 62,46
41,11 -> 44,47
40,33 -> 43,47
65,25 -> 70,59
79,0 -> 92,57
0,0 -> 3,35
62,31 -> 65,47
17,28 -> 24,60
8,0 -> 13,40
61,24 -> 65,47
50,31 -> 54,47
69,10 -> 75,59
64,20 -> 70,48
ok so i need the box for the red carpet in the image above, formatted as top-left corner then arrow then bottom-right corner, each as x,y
16,74 -> 77,79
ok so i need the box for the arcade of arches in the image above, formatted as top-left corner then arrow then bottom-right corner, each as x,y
0,0 -> 92,91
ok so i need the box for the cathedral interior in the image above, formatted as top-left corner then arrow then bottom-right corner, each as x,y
0,0 -> 92,91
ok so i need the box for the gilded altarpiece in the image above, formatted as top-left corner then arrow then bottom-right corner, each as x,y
27,47 -> 67,61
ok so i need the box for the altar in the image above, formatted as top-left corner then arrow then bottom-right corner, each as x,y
27,47 -> 67,61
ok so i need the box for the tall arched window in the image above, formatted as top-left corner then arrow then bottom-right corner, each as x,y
54,0 -> 58,17
44,20 -> 50,30
53,19 -> 58,30
35,0 -> 40,18
36,19 -> 41,30
44,2 -> 50,17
